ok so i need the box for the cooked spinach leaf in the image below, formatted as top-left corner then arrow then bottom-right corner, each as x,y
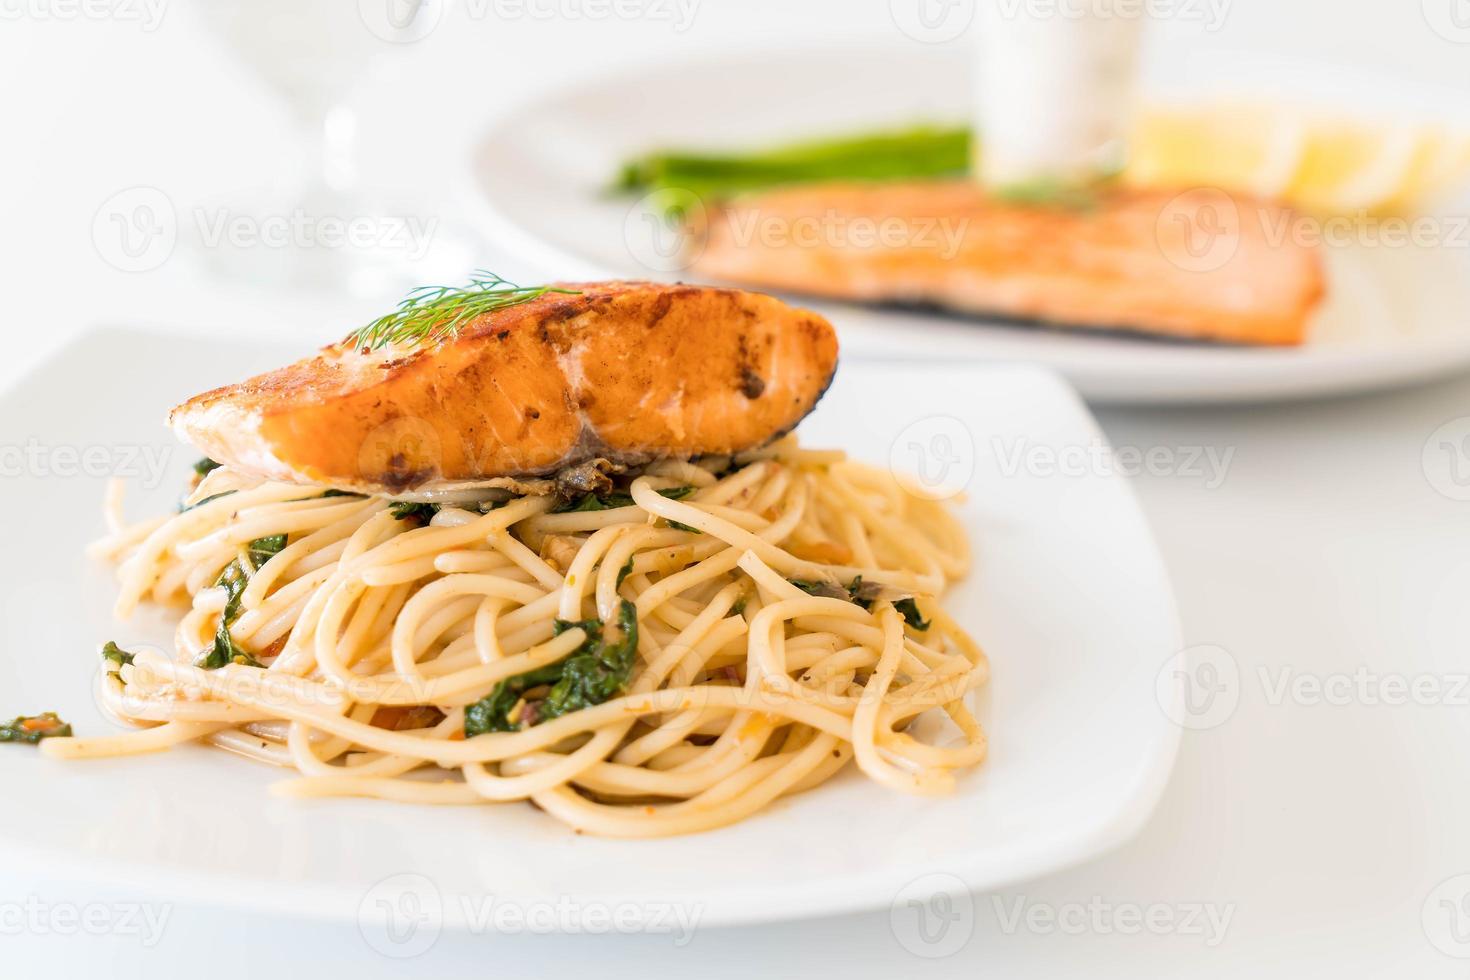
789,579 -> 853,601
192,457 -> 222,478
553,491 -> 634,513
847,575 -> 883,608
0,712 -> 71,743
540,601 -> 639,723
894,597 -> 931,631
464,600 -> 639,736
101,641 -> 137,683
179,490 -> 236,514
657,486 -> 701,532
790,577 -> 930,629
246,533 -> 287,566
194,534 -> 287,670
388,501 -> 441,523
553,486 -> 696,514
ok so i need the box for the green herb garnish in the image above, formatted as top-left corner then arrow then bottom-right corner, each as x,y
790,578 -> 855,602
894,597 -> 931,632
540,602 -> 639,723
180,458 -> 230,512
179,490 -> 235,514
552,485 -> 695,514
194,534 -> 287,670
388,501 -> 441,523
790,577 -> 930,629
462,662 -> 566,737
553,492 -> 634,514
657,484 -> 702,532
245,533 -> 287,565
847,575 -> 883,608
0,712 -> 71,743
790,574 -> 875,606
102,641 -> 137,683
348,271 -> 581,352
464,600 -> 639,736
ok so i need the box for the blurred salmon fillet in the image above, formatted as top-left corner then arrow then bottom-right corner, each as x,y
170,282 -> 838,495
690,182 -> 1326,346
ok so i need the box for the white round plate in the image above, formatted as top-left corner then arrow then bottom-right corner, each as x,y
1,329 -> 1181,930
463,45 -> 1470,404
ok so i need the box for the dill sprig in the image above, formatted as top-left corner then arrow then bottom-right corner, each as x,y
348,271 -> 580,351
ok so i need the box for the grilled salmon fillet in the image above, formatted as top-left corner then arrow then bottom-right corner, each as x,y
690,181 -> 1326,346
170,282 -> 838,494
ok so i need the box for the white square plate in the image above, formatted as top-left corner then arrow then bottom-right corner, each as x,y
0,329 -> 1181,929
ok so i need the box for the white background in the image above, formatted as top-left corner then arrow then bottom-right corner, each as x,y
3,0 -> 1470,975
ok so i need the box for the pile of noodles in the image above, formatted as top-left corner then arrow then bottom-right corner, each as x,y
49,438 -> 989,837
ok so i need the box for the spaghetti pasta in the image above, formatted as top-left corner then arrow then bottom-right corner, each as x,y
52,438 -> 989,837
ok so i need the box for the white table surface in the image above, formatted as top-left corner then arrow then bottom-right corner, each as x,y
3,2 -> 1469,975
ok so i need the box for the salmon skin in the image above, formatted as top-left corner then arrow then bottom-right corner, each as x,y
689,181 -> 1326,346
170,281 -> 838,495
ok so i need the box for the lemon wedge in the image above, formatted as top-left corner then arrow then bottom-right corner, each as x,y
1126,105 -> 1470,214
1287,120 -> 1423,213
1127,104 -> 1304,199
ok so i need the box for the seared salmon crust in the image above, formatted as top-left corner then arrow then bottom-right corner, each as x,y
691,182 -> 1326,346
170,281 -> 839,494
